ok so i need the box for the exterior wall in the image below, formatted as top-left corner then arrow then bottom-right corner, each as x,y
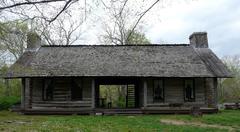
164,78 -> 184,103
205,78 -> 218,108
23,77 -> 217,110
29,77 -> 93,109
145,78 -> 208,107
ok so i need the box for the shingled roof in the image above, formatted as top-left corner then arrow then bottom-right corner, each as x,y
5,44 -> 232,78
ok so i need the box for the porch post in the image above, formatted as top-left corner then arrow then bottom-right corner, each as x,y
24,78 -> 31,109
21,78 -> 25,109
91,79 -> 95,109
143,80 -> 147,108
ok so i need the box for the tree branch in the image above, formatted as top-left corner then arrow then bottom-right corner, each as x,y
126,0 -> 160,41
0,0 -> 65,10
48,0 -> 74,23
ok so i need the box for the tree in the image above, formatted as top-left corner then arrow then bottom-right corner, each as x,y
35,13 -> 84,45
125,30 -> 151,44
0,0 -> 76,23
1,0 -> 162,46
0,20 -> 28,60
218,55 -> 240,103
99,0 -> 154,45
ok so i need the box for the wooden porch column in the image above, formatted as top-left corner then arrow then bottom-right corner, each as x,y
21,78 -> 25,109
143,80 -> 147,108
91,79 -> 95,109
24,78 -> 31,109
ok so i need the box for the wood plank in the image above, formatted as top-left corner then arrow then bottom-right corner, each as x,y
21,79 -> 25,109
143,80 -> 147,107
32,101 -> 92,104
91,79 -> 95,108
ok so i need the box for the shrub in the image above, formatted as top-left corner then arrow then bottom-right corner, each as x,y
0,96 -> 20,110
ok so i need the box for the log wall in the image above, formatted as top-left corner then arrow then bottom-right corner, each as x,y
29,78 -> 92,110
22,77 -> 216,111
146,78 -> 208,107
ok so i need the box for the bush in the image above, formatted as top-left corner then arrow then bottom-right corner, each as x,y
0,96 -> 20,110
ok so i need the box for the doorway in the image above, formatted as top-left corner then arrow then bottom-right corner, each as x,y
98,84 -> 136,109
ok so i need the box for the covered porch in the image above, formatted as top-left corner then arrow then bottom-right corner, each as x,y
17,76 -> 218,114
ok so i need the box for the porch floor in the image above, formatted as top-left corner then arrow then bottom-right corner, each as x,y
12,106 -> 218,115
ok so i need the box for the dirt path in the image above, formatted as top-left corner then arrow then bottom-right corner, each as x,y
160,119 -> 235,131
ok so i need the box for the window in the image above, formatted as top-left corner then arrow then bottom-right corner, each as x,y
42,79 -> 54,101
184,79 -> 195,102
153,79 -> 164,102
71,79 -> 83,101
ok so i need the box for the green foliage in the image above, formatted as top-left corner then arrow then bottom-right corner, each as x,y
126,30 -> 151,45
0,20 -> 29,59
0,110 -> 240,131
27,31 -> 41,48
100,85 -> 126,108
0,20 -> 28,38
219,55 -> 240,103
0,66 -> 21,110
0,96 -> 20,110
116,95 -> 126,108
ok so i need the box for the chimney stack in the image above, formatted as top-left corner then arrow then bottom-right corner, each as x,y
189,32 -> 208,48
26,32 -> 41,51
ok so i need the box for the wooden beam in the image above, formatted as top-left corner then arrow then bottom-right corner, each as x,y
91,79 -> 95,109
24,78 -> 31,109
143,80 -> 147,108
21,78 -> 25,109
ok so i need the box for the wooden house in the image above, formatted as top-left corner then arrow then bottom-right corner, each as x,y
4,32 -> 232,114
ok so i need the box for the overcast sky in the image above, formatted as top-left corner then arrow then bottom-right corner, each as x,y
145,0 -> 240,57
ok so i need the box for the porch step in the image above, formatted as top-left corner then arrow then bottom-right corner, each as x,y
96,109 -> 143,115
103,111 -> 143,115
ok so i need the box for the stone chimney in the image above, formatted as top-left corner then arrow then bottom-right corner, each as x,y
189,32 -> 208,48
26,32 -> 41,51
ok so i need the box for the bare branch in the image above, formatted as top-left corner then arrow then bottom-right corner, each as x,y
119,0 -> 128,16
0,0 -> 65,10
126,0 -> 160,41
48,0 -> 74,23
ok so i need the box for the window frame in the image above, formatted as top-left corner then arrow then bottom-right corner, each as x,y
152,79 -> 165,103
184,79 -> 195,102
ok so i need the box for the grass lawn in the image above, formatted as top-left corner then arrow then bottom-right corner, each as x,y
0,110 -> 239,132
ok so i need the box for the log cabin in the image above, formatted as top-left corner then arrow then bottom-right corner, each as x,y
3,32 -> 232,114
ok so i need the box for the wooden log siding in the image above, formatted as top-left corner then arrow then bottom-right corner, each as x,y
31,78 -> 92,109
143,80 -> 147,108
164,78 -> 183,103
31,99 -> 92,109
146,78 -> 207,107
205,78 -> 218,108
184,78 -> 207,107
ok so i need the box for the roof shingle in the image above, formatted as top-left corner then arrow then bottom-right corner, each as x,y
5,45 -> 232,78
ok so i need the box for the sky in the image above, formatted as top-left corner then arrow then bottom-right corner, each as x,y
2,0 -> 239,58
145,0 -> 240,57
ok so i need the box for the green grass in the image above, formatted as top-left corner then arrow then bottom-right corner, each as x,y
0,110 -> 239,132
